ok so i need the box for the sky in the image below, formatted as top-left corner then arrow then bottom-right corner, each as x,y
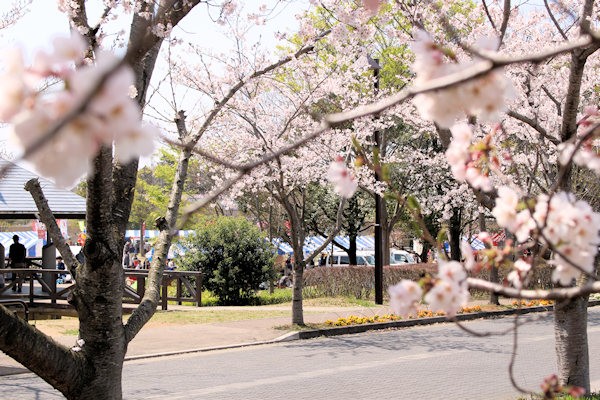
0,1 -> 308,57
0,0 -> 310,177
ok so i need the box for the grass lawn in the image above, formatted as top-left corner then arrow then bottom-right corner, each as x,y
29,294 -> 381,336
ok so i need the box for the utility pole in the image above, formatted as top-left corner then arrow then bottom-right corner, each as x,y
368,55 -> 383,305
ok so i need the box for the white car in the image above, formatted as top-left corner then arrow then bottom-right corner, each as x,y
390,249 -> 416,265
325,251 -> 375,266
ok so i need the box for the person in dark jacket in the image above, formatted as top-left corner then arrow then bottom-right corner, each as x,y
8,235 -> 26,292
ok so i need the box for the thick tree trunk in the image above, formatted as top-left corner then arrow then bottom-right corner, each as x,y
449,208 -> 461,261
554,296 -> 590,392
291,261 -> 305,325
349,233 -> 357,265
380,214 -> 392,266
489,265 -> 500,305
72,148 -> 127,400
552,18 -> 598,385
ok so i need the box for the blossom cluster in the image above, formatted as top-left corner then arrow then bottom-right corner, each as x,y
327,156 -> 358,198
388,279 -> 422,318
411,30 -> 512,129
1,34 -> 157,187
492,187 -> 600,285
445,123 -> 498,191
424,261 -> 469,317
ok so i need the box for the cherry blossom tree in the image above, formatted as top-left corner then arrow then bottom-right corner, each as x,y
0,1 -> 207,398
2,0 -> 600,398
332,0 -> 600,395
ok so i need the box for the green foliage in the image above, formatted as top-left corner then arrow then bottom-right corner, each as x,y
255,288 -> 293,305
129,147 -> 209,229
179,216 -> 276,305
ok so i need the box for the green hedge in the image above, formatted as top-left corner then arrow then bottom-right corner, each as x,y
303,263 -> 555,300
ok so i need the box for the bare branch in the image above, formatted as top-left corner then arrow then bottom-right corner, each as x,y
506,110 -> 559,145
0,305 -> 85,398
24,179 -> 80,272
481,1 -> 498,33
467,277 -> 600,299
544,0 -> 568,40
326,36 -> 593,126
179,172 -> 245,226
541,85 -> 562,116
498,0 -> 511,44
186,29 -> 331,146
304,197 -> 346,264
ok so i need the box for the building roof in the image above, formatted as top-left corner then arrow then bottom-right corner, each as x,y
0,159 -> 86,219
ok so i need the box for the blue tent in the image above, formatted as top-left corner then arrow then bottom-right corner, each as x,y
462,235 -> 486,250
0,231 -> 43,257
273,235 -> 376,255
125,230 -> 195,239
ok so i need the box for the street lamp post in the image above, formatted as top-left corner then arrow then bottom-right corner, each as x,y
368,56 -> 383,305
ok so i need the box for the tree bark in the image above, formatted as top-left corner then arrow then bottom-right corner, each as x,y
552,5 -> 599,386
349,232 -> 357,265
449,208 -> 461,261
73,148 -> 127,400
554,296 -> 590,391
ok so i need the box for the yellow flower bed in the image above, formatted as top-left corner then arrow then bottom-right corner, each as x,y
458,305 -> 482,314
324,305 -> 482,327
511,299 -> 554,307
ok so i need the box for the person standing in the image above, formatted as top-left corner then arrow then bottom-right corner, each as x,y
319,253 -> 326,266
8,235 -> 26,293
56,256 -> 66,282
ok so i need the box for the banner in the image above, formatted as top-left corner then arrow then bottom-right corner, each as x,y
32,220 -> 46,239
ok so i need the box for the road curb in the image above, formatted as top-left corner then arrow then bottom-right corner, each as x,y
121,299 -> 600,362
5,300 -> 598,375
293,300 -> 600,340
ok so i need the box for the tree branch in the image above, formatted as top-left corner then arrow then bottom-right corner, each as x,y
506,110 -> 559,145
498,0 -> 511,44
0,305 -> 87,398
24,179 -> 80,272
325,36 -> 593,126
467,277 -> 600,300
544,0 -> 568,40
304,198 -> 346,264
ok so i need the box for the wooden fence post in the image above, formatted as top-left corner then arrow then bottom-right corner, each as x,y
161,278 -> 168,310
196,273 -> 202,307
176,277 -> 182,306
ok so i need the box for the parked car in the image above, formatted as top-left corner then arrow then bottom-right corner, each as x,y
325,251 -> 375,266
390,249 -> 416,265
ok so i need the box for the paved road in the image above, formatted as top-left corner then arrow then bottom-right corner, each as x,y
4,308 -> 600,399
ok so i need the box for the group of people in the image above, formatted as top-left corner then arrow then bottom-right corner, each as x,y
122,239 -> 149,269
122,239 -> 177,270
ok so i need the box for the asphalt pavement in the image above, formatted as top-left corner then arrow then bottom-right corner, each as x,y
1,299 -> 596,377
4,307 -> 600,399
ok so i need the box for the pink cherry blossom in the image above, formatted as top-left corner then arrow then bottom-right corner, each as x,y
491,186 -> 520,230
410,29 -> 512,128
438,260 -> 467,284
327,158 -> 358,198
507,259 -> 532,289
113,123 -> 159,163
424,279 -> 468,318
362,0 -> 383,15
388,280 -> 422,318
3,34 -> 157,187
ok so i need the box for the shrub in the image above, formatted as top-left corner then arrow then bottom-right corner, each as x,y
303,263 -> 554,300
303,264 -> 437,299
179,217 -> 275,305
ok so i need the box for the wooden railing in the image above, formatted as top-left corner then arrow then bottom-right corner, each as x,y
0,268 -> 203,311
122,269 -> 203,310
